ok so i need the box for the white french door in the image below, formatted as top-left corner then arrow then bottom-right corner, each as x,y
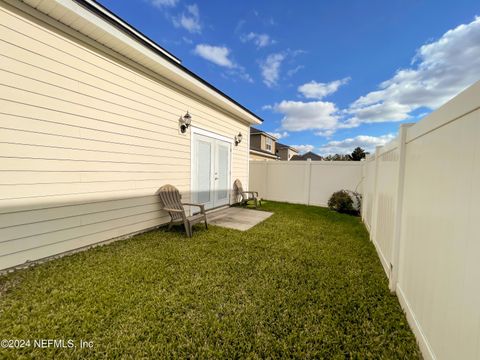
192,132 -> 231,210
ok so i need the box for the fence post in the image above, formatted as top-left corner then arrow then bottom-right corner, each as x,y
369,145 -> 383,243
389,123 -> 414,292
306,159 -> 312,205
361,161 -> 367,222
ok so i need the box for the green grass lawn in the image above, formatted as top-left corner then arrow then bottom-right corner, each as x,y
0,202 -> 420,359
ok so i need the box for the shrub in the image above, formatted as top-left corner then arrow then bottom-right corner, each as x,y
328,190 -> 361,215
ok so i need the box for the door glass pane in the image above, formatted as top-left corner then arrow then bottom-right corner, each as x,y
217,143 -> 229,200
197,140 -> 211,203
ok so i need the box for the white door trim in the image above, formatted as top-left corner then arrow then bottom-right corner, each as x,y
190,127 -> 233,208
191,126 -> 233,144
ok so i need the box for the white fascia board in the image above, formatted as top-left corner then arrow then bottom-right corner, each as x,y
79,0 -> 181,64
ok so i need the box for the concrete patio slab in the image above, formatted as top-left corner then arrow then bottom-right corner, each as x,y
207,207 -> 273,231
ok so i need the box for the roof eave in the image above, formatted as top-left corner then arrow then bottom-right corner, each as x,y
20,0 -> 262,125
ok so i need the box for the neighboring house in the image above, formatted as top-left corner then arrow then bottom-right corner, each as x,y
276,143 -> 299,161
291,151 -> 323,161
249,127 -> 279,161
0,0 -> 262,271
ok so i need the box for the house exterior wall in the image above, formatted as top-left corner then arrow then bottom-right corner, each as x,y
277,148 -> 288,160
260,135 -> 276,154
250,132 -> 276,159
249,134 -> 262,151
260,135 -> 266,150
0,2 -> 250,270
249,152 -> 276,161
277,148 -> 298,161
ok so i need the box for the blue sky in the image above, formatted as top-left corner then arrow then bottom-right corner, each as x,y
98,0 -> 480,155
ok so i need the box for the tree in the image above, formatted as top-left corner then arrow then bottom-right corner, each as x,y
323,148 -> 369,161
324,154 -> 351,161
349,147 -> 368,161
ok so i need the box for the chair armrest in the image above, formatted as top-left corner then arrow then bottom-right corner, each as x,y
242,191 -> 258,196
162,207 -> 184,213
182,203 -> 206,214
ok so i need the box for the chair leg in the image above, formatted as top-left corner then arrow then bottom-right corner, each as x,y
183,221 -> 191,237
168,220 -> 173,231
204,217 -> 208,229
189,224 -> 193,238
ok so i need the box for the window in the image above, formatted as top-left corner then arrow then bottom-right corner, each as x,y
265,137 -> 273,152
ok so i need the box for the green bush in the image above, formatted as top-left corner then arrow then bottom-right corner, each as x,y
328,190 -> 360,215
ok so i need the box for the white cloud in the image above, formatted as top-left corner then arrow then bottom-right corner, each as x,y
260,53 -> 286,87
348,16 -> 480,124
265,17 -> 480,137
287,65 -> 304,77
148,0 -> 179,8
194,44 -> 235,68
272,100 -> 340,133
291,144 -> 315,154
194,44 -> 253,82
260,49 -> 305,87
241,32 -> 275,48
319,134 -> 396,155
298,77 -> 350,100
224,68 -> 254,83
173,4 -> 202,34
267,131 -> 289,139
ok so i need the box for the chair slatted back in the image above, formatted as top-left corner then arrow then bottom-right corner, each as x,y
158,184 -> 184,220
233,179 -> 244,202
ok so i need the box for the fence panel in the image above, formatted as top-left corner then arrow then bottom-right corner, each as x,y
371,144 -> 400,277
249,161 -> 363,207
361,156 -> 376,231
396,107 -> 480,360
361,80 -> 480,360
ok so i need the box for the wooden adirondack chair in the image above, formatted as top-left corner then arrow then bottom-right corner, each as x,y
233,179 -> 261,208
157,184 -> 208,237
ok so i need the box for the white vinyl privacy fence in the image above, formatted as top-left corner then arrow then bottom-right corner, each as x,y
249,80 -> 480,360
249,161 -> 363,207
362,80 -> 480,360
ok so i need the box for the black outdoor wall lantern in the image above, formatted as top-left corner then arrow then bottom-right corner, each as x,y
179,111 -> 192,133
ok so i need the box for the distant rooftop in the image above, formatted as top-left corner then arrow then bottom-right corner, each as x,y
276,142 -> 298,151
291,151 -> 323,161
250,127 -> 277,140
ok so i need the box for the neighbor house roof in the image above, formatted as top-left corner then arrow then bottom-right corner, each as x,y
250,127 -> 278,141
19,0 -> 262,125
276,142 -> 299,152
291,151 -> 323,161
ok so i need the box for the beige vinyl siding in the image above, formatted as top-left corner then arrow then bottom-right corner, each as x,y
250,152 -> 266,161
249,152 -> 276,161
0,2 -> 250,270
